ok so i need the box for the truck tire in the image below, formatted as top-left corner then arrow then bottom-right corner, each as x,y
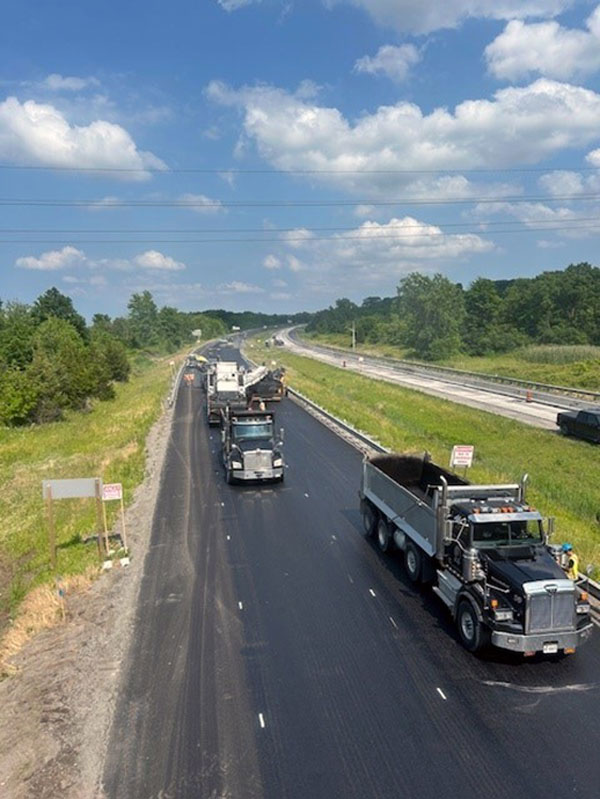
560,423 -> 569,436
404,540 -> 422,583
377,519 -> 392,553
456,600 -> 488,653
361,501 -> 378,539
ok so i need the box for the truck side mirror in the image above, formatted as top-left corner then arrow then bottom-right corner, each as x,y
546,516 -> 555,541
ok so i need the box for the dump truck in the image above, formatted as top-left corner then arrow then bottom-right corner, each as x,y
206,361 -> 247,425
221,407 -> 284,483
359,452 -> 593,655
246,367 -> 287,403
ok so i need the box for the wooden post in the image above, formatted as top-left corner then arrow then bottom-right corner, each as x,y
120,494 -> 128,551
46,485 -> 56,570
95,478 -> 107,558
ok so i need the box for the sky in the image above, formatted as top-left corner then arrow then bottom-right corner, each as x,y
2,0 -> 600,318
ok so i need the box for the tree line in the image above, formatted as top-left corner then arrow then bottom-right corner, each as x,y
0,288 -> 227,427
307,263 -> 600,361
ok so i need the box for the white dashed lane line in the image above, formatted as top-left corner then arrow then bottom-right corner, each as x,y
436,687 -> 448,701
258,713 -> 266,729
369,588 -> 376,598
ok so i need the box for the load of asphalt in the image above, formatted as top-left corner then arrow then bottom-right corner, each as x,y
0,399 -> 175,798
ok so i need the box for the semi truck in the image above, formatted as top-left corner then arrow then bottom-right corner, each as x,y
359,452 -> 593,655
206,361 -> 247,425
221,407 -> 284,483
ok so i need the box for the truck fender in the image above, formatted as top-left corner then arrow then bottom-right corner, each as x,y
453,591 -> 483,623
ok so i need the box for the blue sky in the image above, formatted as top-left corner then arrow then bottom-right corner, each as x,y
2,0 -> 600,318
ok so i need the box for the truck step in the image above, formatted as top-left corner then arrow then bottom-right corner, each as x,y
432,587 -> 453,608
435,569 -> 461,608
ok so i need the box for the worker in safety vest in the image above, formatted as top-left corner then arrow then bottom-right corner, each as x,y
562,543 -> 579,581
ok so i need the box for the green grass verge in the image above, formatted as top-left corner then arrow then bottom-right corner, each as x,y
0,353 -> 179,628
306,332 -> 600,391
250,338 -> 600,576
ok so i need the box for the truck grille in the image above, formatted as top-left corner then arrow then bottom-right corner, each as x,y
244,451 -> 272,471
526,587 -> 575,634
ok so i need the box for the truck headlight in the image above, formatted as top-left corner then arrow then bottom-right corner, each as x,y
273,457 -> 283,467
493,609 -> 514,622
231,460 -> 243,469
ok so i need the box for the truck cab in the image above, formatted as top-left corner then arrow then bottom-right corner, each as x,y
222,408 -> 284,484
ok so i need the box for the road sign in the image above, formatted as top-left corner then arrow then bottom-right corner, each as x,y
192,328 -> 202,338
42,477 -> 102,500
102,483 -> 123,501
450,445 -> 474,468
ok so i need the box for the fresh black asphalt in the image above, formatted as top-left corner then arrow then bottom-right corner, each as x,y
103,345 -> 600,798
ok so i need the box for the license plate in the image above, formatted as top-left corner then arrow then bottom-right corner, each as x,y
543,643 -> 558,654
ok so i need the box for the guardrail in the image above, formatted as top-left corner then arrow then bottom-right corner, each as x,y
289,328 -> 600,411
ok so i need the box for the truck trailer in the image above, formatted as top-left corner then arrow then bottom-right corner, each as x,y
221,408 -> 284,483
206,361 -> 247,425
360,452 -> 593,655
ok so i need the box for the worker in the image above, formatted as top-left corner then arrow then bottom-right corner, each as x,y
561,543 -> 579,581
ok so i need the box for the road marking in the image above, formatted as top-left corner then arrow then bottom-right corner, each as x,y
304,492 -> 309,498
238,601 -> 244,610
258,713 -> 266,728
331,534 -> 337,541
369,588 -> 376,598
389,616 -> 398,629
347,574 -> 354,584
436,688 -> 447,700
226,535 -> 231,541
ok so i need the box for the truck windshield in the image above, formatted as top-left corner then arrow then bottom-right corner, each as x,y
233,422 -> 273,440
472,520 -> 543,547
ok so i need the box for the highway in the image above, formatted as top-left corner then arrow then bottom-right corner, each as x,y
103,345 -> 600,799
279,329 -> 573,430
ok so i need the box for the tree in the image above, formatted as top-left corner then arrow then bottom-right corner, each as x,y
397,273 -> 464,360
32,287 -> 87,339
0,302 -> 37,368
127,291 -> 159,348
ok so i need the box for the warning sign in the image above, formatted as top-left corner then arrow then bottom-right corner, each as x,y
450,445 -> 474,469
102,483 -> 123,501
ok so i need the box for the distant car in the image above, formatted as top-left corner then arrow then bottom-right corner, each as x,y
556,408 -> 600,443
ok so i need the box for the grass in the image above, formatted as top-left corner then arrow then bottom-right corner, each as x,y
249,338 -> 600,576
0,351 -> 182,639
305,332 -> 600,391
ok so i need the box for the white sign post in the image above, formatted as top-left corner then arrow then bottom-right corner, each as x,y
102,483 -> 128,551
450,445 -> 474,471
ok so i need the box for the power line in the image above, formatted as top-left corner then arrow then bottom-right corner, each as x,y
2,222 -> 600,244
1,163 -> 600,175
1,194 -> 600,208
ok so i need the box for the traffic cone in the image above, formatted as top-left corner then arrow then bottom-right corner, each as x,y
526,389 -> 533,403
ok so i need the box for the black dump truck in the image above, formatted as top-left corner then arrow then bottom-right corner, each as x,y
556,407 -> 600,443
360,452 -> 593,655
246,367 -> 287,404
221,408 -> 284,484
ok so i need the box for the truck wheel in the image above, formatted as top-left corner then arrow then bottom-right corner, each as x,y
361,501 -> 378,539
377,519 -> 392,553
456,600 -> 488,653
560,423 -> 569,436
404,541 -> 422,583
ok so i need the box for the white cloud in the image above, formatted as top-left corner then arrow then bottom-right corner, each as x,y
354,44 -> 420,83
42,73 -> 100,92
133,251 -> 186,271
217,281 -> 266,293
324,1 -> 573,35
471,199 -> 600,238
217,0 -> 260,10
15,247 -> 186,273
0,97 -> 166,179
179,193 -> 225,213
263,254 -> 282,269
270,216 -> 492,286
485,9 -> 600,81
87,195 -> 121,212
354,204 -> 377,218
16,246 -> 86,271
270,291 -> 292,300
586,148 -> 600,166
208,78 -> 600,197
272,278 -> 288,287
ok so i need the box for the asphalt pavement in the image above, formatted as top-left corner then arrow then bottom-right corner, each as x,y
103,345 -> 600,799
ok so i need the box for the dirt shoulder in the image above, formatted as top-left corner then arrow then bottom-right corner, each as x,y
0,396 -> 175,798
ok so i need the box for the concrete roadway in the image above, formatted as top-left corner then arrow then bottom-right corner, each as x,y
103,346 -> 600,799
279,329 -> 566,430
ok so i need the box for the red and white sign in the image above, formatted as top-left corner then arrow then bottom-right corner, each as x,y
450,445 -> 474,468
102,483 -> 123,501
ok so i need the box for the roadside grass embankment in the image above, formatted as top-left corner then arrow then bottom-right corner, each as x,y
305,332 -> 600,391
0,351 -> 181,663
249,339 -> 600,576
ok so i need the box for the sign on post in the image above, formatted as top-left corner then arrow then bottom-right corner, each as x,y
42,477 -> 105,568
450,445 -> 474,469
102,482 -> 128,551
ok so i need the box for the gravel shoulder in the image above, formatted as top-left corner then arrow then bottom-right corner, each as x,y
0,397 -> 176,798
